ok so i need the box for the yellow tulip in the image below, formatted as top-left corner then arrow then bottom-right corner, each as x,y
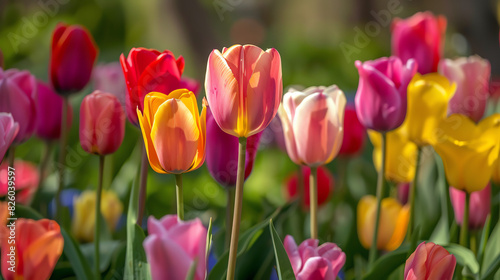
357,195 -> 409,251
72,190 -> 123,242
406,73 -> 456,146
433,113 -> 500,193
368,123 -> 418,183
137,89 -> 206,174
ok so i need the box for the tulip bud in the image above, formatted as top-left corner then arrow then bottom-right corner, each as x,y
450,185 -> 490,230
0,160 -> 39,205
35,81 -> 73,140
404,242 -> 456,280
0,113 -> 18,162
79,91 -> 126,155
50,23 -> 98,94
339,106 -> 365,156
285,166 -> 334,208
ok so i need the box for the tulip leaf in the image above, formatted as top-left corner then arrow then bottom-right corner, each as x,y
15,204 -> 43,219
80,240 -> 121,272
481,254 -> 500,280
269,219 -> 296,280
442,244 -> 479,275
482,220 -> 500,277
206,217 -> 213,265
477,215 -> 492,269
61,228 -> 94,280
363,244 -> 409,280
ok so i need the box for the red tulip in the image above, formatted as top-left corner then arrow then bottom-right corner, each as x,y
79,91 -> 125,155
35,80 -> 73,140
339,106 -> 365,156
120,48 -> 184,126
404,242 -> 456,280
0,160 -> 39,204
285,166 -> 334,208
50,23 -> 98,94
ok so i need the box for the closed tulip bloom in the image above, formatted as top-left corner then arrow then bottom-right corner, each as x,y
433,114 -> 500,193
392,12 -> 446,74
450,185 -> 490,230
0,113 -> 18,162
205,44 -> 282,138
35,81 -> 73,140
0,68 -> 37,143
72,189 -> 123,242
93,62 -> 127,105
120,48 -> 184,126
285,166 -> 334,208
439,55 -> 491,122
406,73 -> 456,146
357,195 -> 409,251
80,91 -> 125,155
404,242 -> 456,280
144,215 -> 207,280
206,107 -> 262,187
284,235 -> 345,280
369,124 -> 418,183
339,106 -> 365,156
137,90 -> 206,174
0,160 -> 39,204
279,86 -> 346,167
1,219 -> 64,280
50,23 -> 98,94
354,57 -> 417,132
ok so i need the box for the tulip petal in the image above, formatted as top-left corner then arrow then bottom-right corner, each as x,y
143,234 -> 193,280
23,228 -> 63,280
137,109 -> 164,174
284,235 -> 302,274
278,105 -> 300,164
297,257 -> 335,280
427,254 -> 456,280
404,242 -> 428,280
385,204 -> 409,251
317,243 -> 346,277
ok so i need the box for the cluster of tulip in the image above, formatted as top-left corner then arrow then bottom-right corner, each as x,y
1,9 -> 500,280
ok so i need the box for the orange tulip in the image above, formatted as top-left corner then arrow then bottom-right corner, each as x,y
1,219 -> 63,280
137,89 -> 206,174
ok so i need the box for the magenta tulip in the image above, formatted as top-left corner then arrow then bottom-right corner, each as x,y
405,242 -> 456,280
438,55 -> 491,122
206,107 -> 262,187
144,215 -> 207,280
339,106 -> 365,156
0,113 -> 18,162
284,235 -> 345,280
354,57 -> 417,132
92,62 -> 126,106
79,91 -> 125,155
0,68 -> 37,143
35,81 -> 73,140
179,77 -> 201,97
392,12 -> 446,74
450,185 -> 490,230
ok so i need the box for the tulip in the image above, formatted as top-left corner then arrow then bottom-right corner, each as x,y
392,12 -> 446,74
93,62 -> 126,106
72,189 -> 123,242
278,85 -> 346,167
405,73 -> 456,146
433,114 -> 500,193
0,160 -> 39,204
354,57 -> 417,132
206,107 -> 262,187
369,124 -> 418,184
357,195 -> 409,251
0,68 -> 37,143
50,23 -> 98,94
137,90 -> 206,174
35,80 -> 73,140
490,77 -> 500,102
438,55 -> 491,122
180,77 -> 201,96
283,235 -> 345,280
120,48 -> 184,126
404,242 -> 456,280
339,106 -> 365,156
285,166 -> 334,208
143,215 -> 207,280
398,183 -> 410,205
1,219 -> 64,280
79,91 -> 126,155
450,185 -> 490,230
205,44 -> 282,138
0,113 -> 18,162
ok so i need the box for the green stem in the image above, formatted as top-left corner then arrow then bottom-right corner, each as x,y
407,147 -> 422,241
309,166 -> 318,239
226,137 -> 247,280
56,96 -> 69,222
95,155 -> 105,280
225,187 -> 235,250
137,141 -> 149,225
32,142 -> 54,206
460,192 -> 470,248
175,174 -> 184,220
368,132 -> 387,267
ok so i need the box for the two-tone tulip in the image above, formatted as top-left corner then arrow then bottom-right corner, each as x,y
35,81 -> 73,140
0,113 -> 18,162
450,185 -> 490,230
404,242 -> 456,280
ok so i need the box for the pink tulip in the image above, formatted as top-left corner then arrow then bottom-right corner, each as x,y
0,160 -> 39,204
438,56 -> 491,122
79,91 -> 125,155
35,81 -> 73,140
490,77 -> 500,101
0,113 -> 18,162
0,68 -> 37,143
450,185 -> 490,230
279,85 -> 346,167
179,77 -> 201,97
404,242 -> 456,280
143,215 -> 207,280
92,62 -> 126,106
338,106 -> 365,156
392,12 -> 446,74
205,44 -> 282,138
354,57 -> 417,132
284,235 -> 345,280
398,183 -> 410,205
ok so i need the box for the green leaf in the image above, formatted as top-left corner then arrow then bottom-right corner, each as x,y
15,205 -> 43,220
442,244 -> 479,275
80,241 -> 121,272
477,215 -> 492,270
482,220 -> 500,276
206,217 -> 213,264
185,259 -> 198,280
481,254 -> 500,280
363,245 -> 409,280
269,219 -> 296,280
61,228 -> 94,280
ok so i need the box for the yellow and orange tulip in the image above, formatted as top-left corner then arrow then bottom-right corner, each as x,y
137,89 -> 206,174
